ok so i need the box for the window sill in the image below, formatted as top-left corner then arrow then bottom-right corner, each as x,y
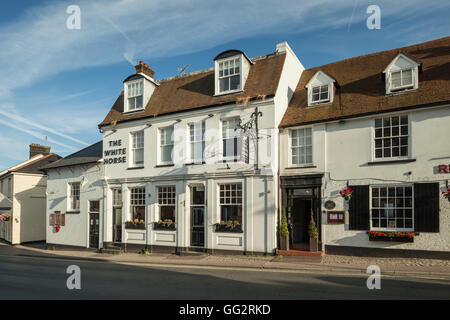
127,166 -> 144,170
286,165 -> 317,169
185,162 -> 206,166
155,164 -> 174,168
214,89 -> 243,97
367,159 -> 416,166
66,210 -> 80,214
123,108 -> 145,114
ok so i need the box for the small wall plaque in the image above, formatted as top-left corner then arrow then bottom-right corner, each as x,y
328,211 -> 345,224
324,200 -> 336,210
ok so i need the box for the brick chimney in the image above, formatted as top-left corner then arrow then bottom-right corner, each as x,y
135,61 -> 155,79
29,144 -> 50,159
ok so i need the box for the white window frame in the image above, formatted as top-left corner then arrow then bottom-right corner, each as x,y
188,121 -> 205,164
130,131 -> 144,167
310,84 -> 330,104
289,127 -> 313,167
218,183 -> 243,227
158,127 -> 174,165
221,117 -> 242,162
68,182 -> 80,211
216,57 -> 242,95
370,184 -> 414,232
125,79 -> 144,112
129,186 -> 146,222
157,186 -> 176,222
390,68 -> 414,92
373,114 -> 410,161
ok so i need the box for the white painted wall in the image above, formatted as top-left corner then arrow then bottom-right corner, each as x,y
46,163 -> 103,248
280,105 -> 450,252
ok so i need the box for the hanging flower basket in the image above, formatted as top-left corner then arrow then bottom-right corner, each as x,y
368,231 -> 415,242
54,224 -> 61,233
339,187 -> 354,201
0,213 -> 11,222
442,188 -> 450,202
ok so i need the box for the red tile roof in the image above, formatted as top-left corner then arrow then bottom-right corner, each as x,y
280,36 -> 450,128
99,53 -> 286,127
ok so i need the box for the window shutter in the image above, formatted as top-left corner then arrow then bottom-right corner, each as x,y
414,183 -> 439,232
348,185 -> 370,230
60,214 -> 66,226
49,214 -> 55,226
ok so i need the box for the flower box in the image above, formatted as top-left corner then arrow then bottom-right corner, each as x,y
368,231 -> 415,243
442,188 -> 450,202
125,221 -> 145,230
153,221 -> 176,231
214,222 -> 243,233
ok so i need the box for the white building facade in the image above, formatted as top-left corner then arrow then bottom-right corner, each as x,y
279,37 -> 450,257
44,142 -> 104,249
99,42 -> 304,254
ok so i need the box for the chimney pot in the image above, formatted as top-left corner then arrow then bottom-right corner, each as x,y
135,61 -> 155,79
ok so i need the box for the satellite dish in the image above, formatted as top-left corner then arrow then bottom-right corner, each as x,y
178,64 -> 190,75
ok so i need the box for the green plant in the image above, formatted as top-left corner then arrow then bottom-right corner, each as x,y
279,208 -> 289,237
309,209 -> 318,239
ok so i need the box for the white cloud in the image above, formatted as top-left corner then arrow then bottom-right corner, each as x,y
0,0 -> 446,97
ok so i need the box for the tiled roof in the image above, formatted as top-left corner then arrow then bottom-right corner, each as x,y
41,141 -> 102,170
99,53 -> 287,127
0,153 -> 61,179
280,36 -> 450,128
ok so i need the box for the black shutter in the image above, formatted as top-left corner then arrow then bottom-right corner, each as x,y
348,185 -> 370,230
414,183 -> 439,232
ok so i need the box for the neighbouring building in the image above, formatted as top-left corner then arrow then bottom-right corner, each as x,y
42,141 -> 103,249
279,36 -> 450,257
98,42 -> 304,254
0,144 -> 60,244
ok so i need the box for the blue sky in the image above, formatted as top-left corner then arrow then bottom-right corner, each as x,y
0,0 -> 449,169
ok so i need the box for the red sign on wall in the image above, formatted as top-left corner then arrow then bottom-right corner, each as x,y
328,211 -> 345,224
437,165 -> 450,174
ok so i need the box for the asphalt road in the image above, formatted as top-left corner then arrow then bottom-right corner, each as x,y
0,252 -> 449,300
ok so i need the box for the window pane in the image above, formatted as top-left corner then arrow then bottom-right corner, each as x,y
220,78 -> 229,92
230,75 -> 240,90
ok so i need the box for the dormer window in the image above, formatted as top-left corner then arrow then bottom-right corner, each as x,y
214,50 -> 253,96
127,80 -> 143,111
390,68 -> 413,91
218,57 -> 241,93
306,71 -> 336,107
384,53 -> 420,94
311,85 -> 329,103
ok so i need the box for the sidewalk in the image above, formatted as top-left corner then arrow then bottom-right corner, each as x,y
5,242 -> 450,279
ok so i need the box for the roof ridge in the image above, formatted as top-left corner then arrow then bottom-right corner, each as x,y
156,51 -> 280,83
305,36 -> 450,71
10,153 -> 58,173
